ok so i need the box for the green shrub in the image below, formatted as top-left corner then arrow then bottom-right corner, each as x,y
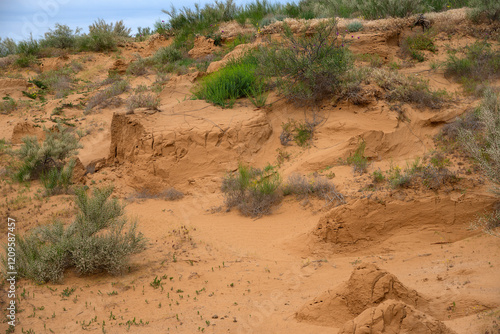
346,141 -> 369,174
280,119 -> 314,146
458,90 -> 500,194
76,19 -> 130,52
154,46 -> 183,64
470,0 -> 500,22
0,37 -> 17,57
0,97 -> 17,114
221,163 -> 282,217
445,41 -> 500,95
257,20 -> 351,105
347,21 -> 363,32
14,124 -> 80,182
41,24 -> 80,49
1,187 -> 146,283
40,159 -> 75,195
373,169 -> 385,183
16,36 -> 40,56
402,32 -> 436,62
194,56 -> 260,108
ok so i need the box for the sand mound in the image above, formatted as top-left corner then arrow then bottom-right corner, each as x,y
188,36 -> 221,59
11,121 -> 45,144
313,195 -> 496,251
340,300 -> 457,334
296,264 -> 428,326
0,78 -> 33,100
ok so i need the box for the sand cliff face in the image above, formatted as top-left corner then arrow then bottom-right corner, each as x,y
108,104 -> 272,190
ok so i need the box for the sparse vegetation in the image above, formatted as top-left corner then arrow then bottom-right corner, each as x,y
0,96 -> 17,114
444,41 -> 500,96
257,20 -> 351,105
13,124 -> 80,182
40,159 -> 75,195
457,90 -> 500,194
127,188 -> 184,202
221,163 -> 282,217
280,119 -> 315,147
347,21 -> 363,32
371,68 -> 448,109
346,141 -> 369,174
282,174 -> 344,205
85,79 -> 128,113
402,32 -> 436,62
126,93 -> 160,113
1,187 -> 146,283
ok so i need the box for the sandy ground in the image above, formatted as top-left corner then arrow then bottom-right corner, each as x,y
0,9 -> 499,334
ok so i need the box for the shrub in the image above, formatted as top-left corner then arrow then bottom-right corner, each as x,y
470,0 -> 500,22
221,163 -> 282,217
283,174 -> 344,204
194,56 -> 260,108
371,68 -> 447,109
347,21 -> 363,32
458,90 -> 500,194
257,20 -> 351,105
126,93 -> 160,113
85,79 -> 128,113
41,24 -> 80,49
0,37 -> 17,57
89,18 -> 131,38
40,159 -> 75,195
444,41 -> 500,95
402,32 -> 436,62
469,209 -> 500,237
16,36 -> 40,56
373,169 -> 385,183
1,187 -> 146,283
77,19 -> 130,52
127,56 -> 149,76
280,119 -> 314,146
154,45 -> 183,64
0,97 -> 17,114
346,141 -> 369,174
14,124 -> 80,182
35,67 -> 76,98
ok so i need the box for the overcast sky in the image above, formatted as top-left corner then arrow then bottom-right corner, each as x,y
0,0 -> 255,41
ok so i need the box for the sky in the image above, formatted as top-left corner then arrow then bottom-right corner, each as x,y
0,0 -> 248,41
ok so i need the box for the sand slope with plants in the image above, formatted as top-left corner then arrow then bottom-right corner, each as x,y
0,2 -> 499,333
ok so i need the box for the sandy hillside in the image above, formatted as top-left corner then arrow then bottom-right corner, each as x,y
0,8 -> 499,334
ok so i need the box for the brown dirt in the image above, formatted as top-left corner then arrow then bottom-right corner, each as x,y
0,10 -> 499,334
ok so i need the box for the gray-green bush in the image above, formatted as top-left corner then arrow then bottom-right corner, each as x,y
257,20 -> 351,105
14,124 -> 80,182
2,187 -> 146,283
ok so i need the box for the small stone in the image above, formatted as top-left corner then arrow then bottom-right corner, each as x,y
212,315 -> 218,319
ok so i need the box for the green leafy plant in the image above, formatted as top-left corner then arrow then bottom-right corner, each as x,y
346,141 -> 369,174
221,163 -> 282,217
195,56 -> 260,108
257,20 -> 351,105
14,124 -> 80,182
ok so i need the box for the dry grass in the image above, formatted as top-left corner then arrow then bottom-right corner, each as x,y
126,93 -> 160,113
